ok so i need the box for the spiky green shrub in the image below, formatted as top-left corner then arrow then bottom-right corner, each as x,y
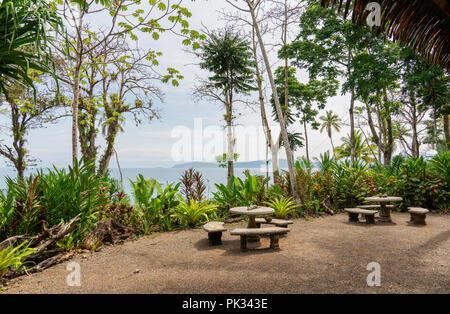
0,161 -> 118,245
172,200 -> 217,227
265,196 -> 298,218
0,241 -> 35,279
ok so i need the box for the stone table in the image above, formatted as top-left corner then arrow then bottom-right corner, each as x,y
230,205 -> 274,241
364,196 -> 403,222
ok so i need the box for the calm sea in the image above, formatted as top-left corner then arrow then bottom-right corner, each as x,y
0,167 -> 271,198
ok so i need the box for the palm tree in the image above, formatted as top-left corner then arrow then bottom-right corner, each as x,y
280,132 -> 304,156
313,151 -> 334,173
198,30 -> 256,184
0,0 -> 62,96
319,110 -> 341,156
335,131 -> 377,164
419,75 -> 450,150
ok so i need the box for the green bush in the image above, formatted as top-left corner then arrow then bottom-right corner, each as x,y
0,161 -> 116,245
265,196 -> 298,218
212,173 -> 270,214
129,175 -> 182,232
0,241 -> 35,279
332,160 -> 372,208
171,200 -> 217,227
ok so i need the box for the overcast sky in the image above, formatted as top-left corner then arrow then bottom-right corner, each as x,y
0,0 -> 353,169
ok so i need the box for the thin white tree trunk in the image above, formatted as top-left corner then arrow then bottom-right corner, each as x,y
245,0 -> 300,203
72,8 -> 83,165
251,25 -> 280,183
225,90 -> 234,184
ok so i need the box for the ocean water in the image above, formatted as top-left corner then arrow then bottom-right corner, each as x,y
0,167 -> 270,198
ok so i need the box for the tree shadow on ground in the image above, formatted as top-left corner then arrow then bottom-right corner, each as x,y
193,237 -> 286,256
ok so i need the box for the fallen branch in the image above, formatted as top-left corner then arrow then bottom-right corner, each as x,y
7,251 -> 77,278
26,214 -> 81,261
0,235 -> 36,250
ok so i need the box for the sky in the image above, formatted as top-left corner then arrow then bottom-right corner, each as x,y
0,0 -> 354,169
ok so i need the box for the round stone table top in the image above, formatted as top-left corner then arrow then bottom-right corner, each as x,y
365,196 -> 403,203
230,205 -> 274,216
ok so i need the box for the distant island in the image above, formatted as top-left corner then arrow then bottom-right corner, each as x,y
172,160 -> 289,169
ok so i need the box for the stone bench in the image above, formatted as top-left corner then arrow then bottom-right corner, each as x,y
203,222 -> 227,245
230,227 -> 290,251
408,207 -> 429,225
357,204 -> 394,210
344,208 -> 378,224
255,218 -> 293,228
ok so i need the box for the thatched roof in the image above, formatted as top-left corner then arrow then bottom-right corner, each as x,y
321,0 -> 450,69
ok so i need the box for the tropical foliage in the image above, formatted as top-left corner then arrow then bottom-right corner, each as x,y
265,196 -> 298,218
0,241 -> 35,279
172,200 -> 217,227
0,0 -> 62,94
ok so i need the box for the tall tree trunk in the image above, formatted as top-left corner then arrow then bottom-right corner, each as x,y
225,90 -> 234,184
385,115 -> 393,165
433,109 -> 438,150
246,0 -> 300,203
303,119 -> 310,162
444,114 -> 450,151
349,88 -> 356,166
330,134 -> 335,157
411,93 -> 420,158
9,99 -> 25,178
384,91 -> 394,166
271,139 -> 280,184
98,120 -> 119,176
78,104 -> 98,166
72,11 -> 84,166
251,26 -> 279,183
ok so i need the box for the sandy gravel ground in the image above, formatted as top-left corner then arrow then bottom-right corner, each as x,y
3,212 -> 449,294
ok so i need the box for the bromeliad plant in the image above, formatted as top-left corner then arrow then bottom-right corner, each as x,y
172,200 -> 218,227
265,196 -> 298,218
0,241 -> 35,279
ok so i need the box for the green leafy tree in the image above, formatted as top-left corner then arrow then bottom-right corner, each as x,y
419,74 -> 449,151
197,30 -> 256,184
49,0 -> 202,165
397,48 -> 447,156
345,39 -> 402,165
0,75 -> 63,177
271,66 -> 336,161
281,0 -> 371,166
62,32 -> 171,175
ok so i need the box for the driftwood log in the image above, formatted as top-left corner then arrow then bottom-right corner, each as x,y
1,215 -> 135,279
1,214 -> 81,279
